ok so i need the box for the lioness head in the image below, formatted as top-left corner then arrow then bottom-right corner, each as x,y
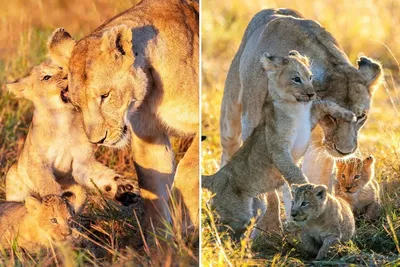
317,57 -> 383,157
6,60 -> 69,108
47,27 -> 148,147
25,192 -> 75,242
290,183 -> 328,224
335,156 -> 374,194
260,50 -> 316,102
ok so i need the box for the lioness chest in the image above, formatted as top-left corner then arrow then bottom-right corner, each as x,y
288,103 -> 312,161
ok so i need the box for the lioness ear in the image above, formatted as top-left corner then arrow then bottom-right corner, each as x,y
101,25 -> 133,60
25,196 -> 42,213
357,56 -> 383,90
363,155 -> 375,168
47,28 -> 76,68
313,185 -> 327,200
5,77 -> 29,98
260,52 -> 289,72
288,50 -> 310,66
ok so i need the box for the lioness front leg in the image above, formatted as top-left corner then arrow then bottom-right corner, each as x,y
130,127 -> 175,239
72,160 -> 140,205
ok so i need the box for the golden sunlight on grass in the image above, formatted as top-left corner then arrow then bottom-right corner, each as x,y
201,0 -> 400,265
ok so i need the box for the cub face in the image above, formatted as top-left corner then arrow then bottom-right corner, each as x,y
336,156 -> 374,194
25,193 -> 75,242
6,60 -> 69,109
290,183 -> 328,224
260,50 -> 316,103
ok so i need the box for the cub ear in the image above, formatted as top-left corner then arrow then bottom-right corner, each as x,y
357,56 -> 383,90
101,25 -> 133,60
291,184 -> 299,195
260,52 -> 289,72
288,50 -> 310,67
363,155 -> 375,168
25,196 -> 42,213
47,28 -> 76,68
313,185 -> 327,200
5,77 -> 29,98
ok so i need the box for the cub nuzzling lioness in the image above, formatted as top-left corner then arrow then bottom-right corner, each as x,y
334,156 -> 381,221
291,183 -> 355,260
5,47 -> 139,206
202,51 -> 356,238
0,192 -> 78,252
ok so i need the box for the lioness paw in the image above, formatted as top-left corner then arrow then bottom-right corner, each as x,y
340,110 -> 356,122
111,176 -> 141,206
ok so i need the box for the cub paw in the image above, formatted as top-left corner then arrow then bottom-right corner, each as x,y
112,176 -> 141,206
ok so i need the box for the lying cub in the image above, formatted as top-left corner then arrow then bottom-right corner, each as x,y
202,51 -> 356,238
0,192 -> 77,252
334,156 -> 381,221
6,54 -> 139,206
291,183 -> 355,260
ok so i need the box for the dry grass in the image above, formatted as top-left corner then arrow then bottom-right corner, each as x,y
201,0 -> 400,265
0,0 -> 197,265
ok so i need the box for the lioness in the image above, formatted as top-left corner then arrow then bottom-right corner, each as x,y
6,55 -> 139,206
334,156 -> 381,221
202,51 -> 355,238
47,0 -> 199,236
0,192 -> 77,252
291,183 -> 355,260
220,8 -> 383,230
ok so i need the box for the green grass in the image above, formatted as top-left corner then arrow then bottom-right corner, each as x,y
201,0 -> 400,266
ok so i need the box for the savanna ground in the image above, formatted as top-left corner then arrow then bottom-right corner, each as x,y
0,0 -> 197,265
201,0 -> 400,266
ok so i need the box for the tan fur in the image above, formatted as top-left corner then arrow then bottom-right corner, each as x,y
5,57 -> 139,208
0,193 -> 76,252
47,0 -> 199,236
203,52 -> 355,238
291,183 -> 355,260
219,8 -> 383,234
334,156 -> 381,221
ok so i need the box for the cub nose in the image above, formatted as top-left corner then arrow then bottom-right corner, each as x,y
307,93 -> 315,99
345,186 -> 352,191
291,210 -> 298,218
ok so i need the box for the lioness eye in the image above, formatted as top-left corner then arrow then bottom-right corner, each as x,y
42,75 -> 52,81
354,174 -> 361,180
357,112 -> 367,121
341,174 -> 346,179
50,218 -> 58,224
292,77 -> 302,84
301,202 -> 308,207
100,92 -> 110,102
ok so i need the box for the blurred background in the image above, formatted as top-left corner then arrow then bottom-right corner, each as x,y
202,0 -> 400,265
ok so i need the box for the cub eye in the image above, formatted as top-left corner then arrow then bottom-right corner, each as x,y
309,75 -> 313,81
292,77 -> 302,84
42,75 -> 52,81
341,173 -> 346,179
301,202 -> 308,207
50,218 -> 58,224
354,174 -> 361,180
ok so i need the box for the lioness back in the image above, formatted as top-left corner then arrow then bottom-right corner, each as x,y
0,194 -> 75,252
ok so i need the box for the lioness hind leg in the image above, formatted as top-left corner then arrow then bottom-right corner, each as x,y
5,164 -> 29,201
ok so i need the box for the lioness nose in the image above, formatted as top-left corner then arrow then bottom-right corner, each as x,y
307,93 -> 315,98
90,131 -> 107,144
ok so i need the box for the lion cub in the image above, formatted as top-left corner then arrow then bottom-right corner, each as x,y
6,57 -> 139,206
202,51 -> 356,238
0,192 -> 77,252
291,183 -> 355,260
334,156 -> 381,221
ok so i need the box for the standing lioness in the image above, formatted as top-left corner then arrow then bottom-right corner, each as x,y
220,8 -> 383,230
203,51 -> 355,238
47,0 -> 199,236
